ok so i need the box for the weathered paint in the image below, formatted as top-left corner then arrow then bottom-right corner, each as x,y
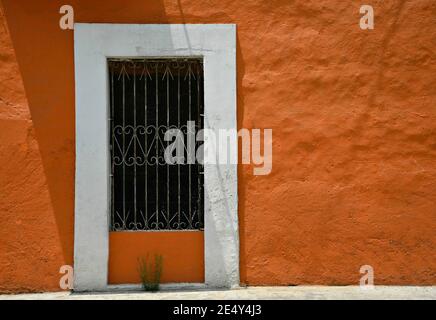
0,0 -> 435,292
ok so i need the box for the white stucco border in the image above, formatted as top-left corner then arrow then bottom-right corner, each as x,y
74,24 -> 238,291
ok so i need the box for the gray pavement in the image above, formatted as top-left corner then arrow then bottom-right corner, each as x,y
1,286 -> 435,300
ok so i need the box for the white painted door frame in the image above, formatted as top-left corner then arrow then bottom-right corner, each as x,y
73,23 -> 238,291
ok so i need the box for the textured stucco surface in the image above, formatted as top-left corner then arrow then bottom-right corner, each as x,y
0,0 -> 435,292
0,3 -> 73,293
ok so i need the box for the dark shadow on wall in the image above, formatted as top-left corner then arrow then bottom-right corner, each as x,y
2,0 -> 246,285
1,0 -> 169,265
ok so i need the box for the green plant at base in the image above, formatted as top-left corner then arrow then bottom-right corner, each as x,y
137,254 -> 163,292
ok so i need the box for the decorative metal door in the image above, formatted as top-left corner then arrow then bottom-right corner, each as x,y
108,58 -> 205,284
109,58 -> 204,231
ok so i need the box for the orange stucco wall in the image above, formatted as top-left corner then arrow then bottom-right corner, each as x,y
0,0 -> 435,292
109,232 -> 204,284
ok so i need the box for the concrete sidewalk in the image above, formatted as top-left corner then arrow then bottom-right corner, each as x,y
1,286 -> 435,300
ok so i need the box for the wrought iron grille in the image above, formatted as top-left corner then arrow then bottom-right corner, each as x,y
108,58 -> 204,231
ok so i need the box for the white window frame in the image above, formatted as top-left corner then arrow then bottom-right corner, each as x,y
74,23 -> 238,291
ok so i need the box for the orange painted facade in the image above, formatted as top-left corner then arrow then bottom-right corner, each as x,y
0,0 -> 435,292
109,232 -> 204,284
